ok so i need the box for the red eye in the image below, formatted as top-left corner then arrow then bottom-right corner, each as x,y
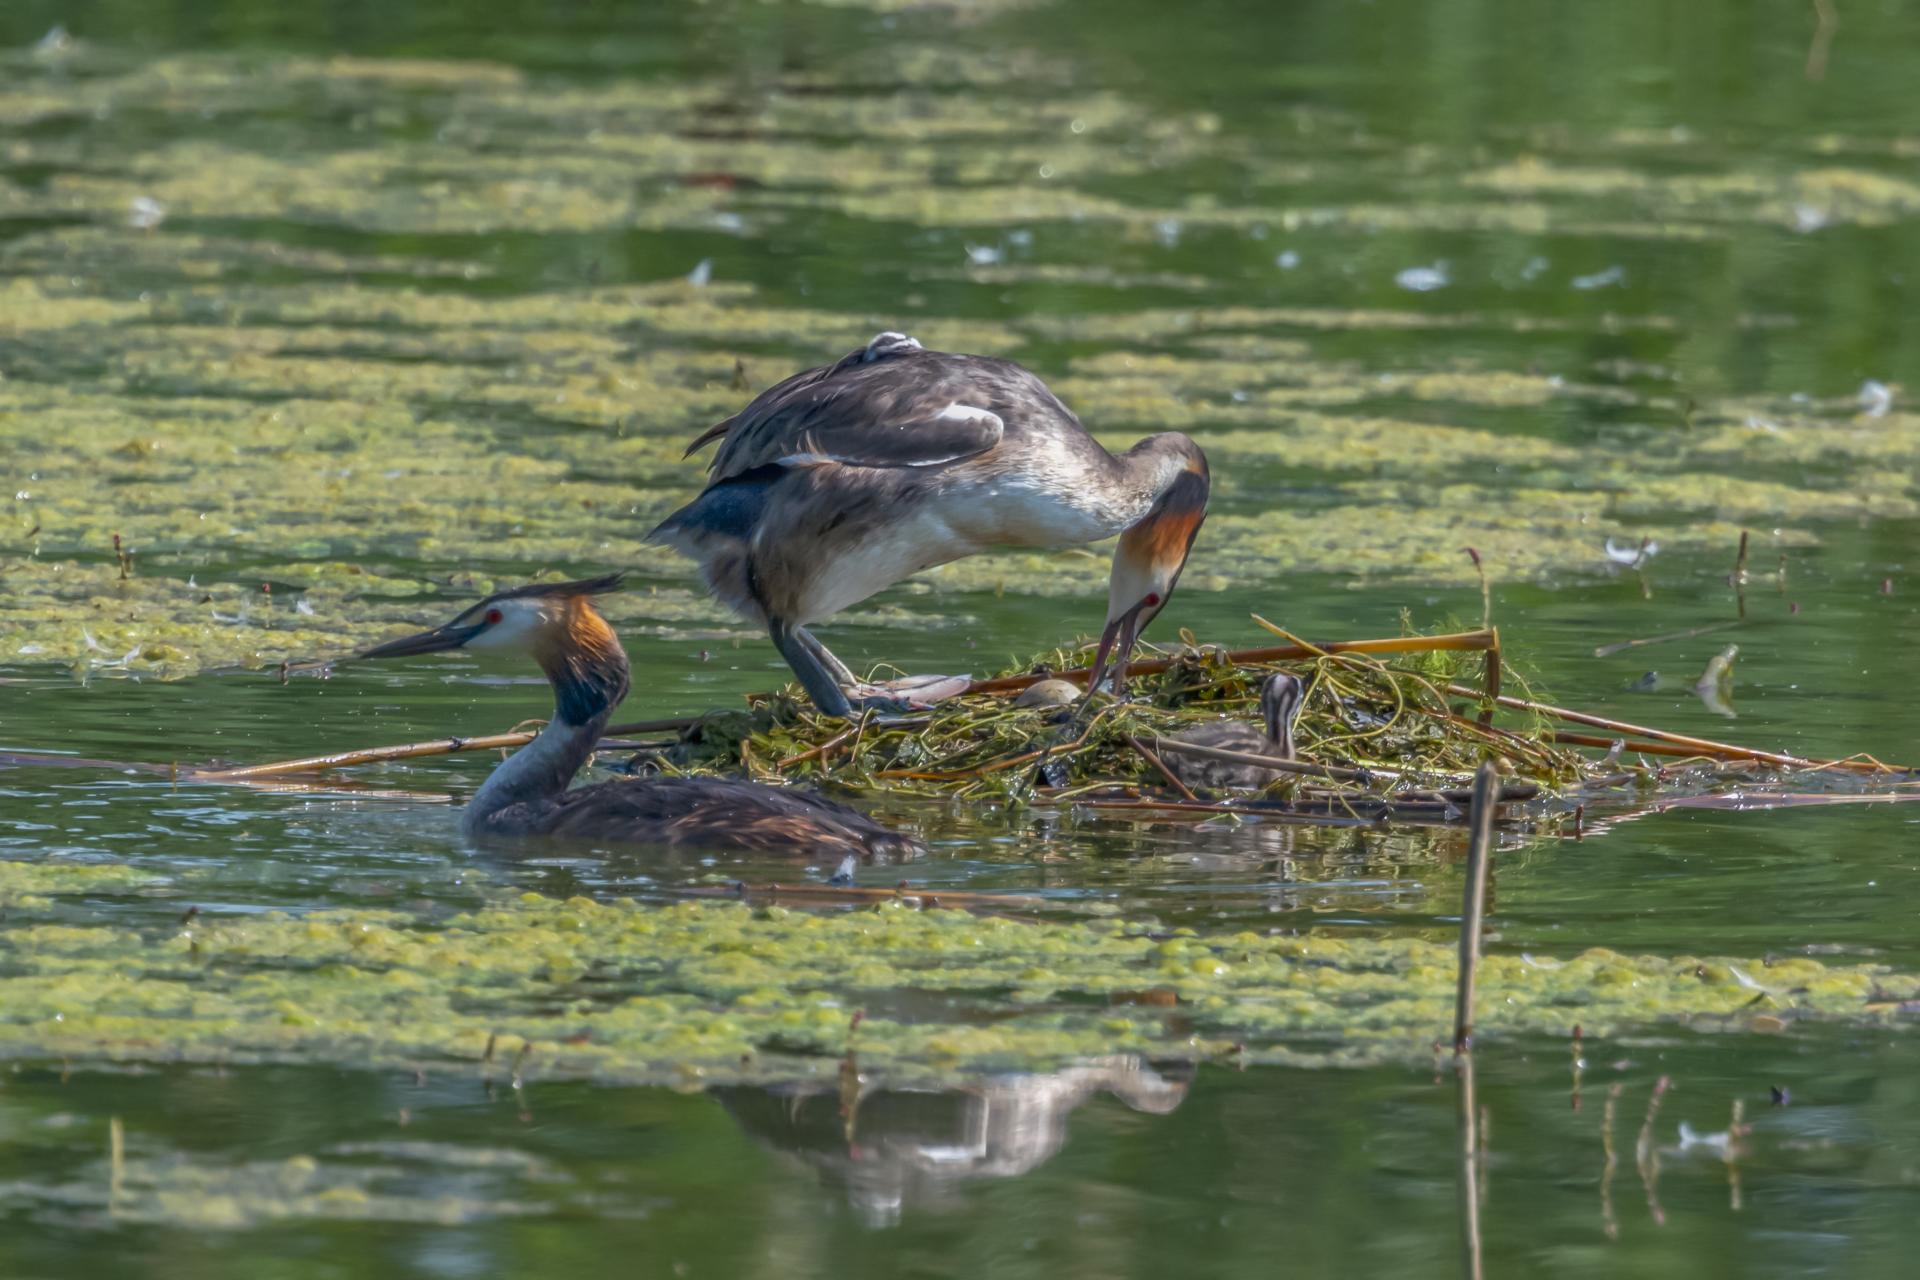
1144,592 -> 1161,607
486,608 -> 504,624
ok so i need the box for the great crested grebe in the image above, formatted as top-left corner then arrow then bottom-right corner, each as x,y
649,332 -> 1210,718
359,575 -> 919,859
1164,672 -> 1305,792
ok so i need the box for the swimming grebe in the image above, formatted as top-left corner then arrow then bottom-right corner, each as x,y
360,575 -> 919,859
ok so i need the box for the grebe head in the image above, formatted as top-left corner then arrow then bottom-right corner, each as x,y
361,573 -> 630,725
1088,438 -> 1210,693
1258,671 -> 1304,760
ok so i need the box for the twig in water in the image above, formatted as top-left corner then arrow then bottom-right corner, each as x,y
0,749 -> 171,774
1728,1098 -> 1745,1212
1448,685 -> 1909,773
1457,1048 -> 1485,1280
1656,791 -> 1920,812
1593,619 -> 1743,659
191,732 -> 544,781
1807,0 -> 1838,81
192,717 -> 701,782
1601,1083 -> 1622,1240
1480,631 -> 1502,727
1635,1075 -> 1672,1226
1477,1104 -> 1492,1207
109,1116 -> 125,1211
1571,1024 -> 1584,1112
1731,530 -> 1750,620
676,880 -> 1045,911
1547,731 -> 1714,762
1453,761 -> 1500,1054
1467,546 -> 1491,632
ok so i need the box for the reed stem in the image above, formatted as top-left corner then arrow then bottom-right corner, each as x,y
1127,735 -> 1201,802
1449,686 -> 1905,774
675,880 -> 1043,910
191,717 -> 700,781
1454,761 -> 1499,1054
965,629 -> 1501,696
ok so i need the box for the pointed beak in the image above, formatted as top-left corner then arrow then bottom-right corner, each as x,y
358,621 -> 485,660
1085,596 -> 1152,696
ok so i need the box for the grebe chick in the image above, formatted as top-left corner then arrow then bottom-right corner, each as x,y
650,331 -> 1210,718
1164,673 -> 1305,792
359,575 -> 919,860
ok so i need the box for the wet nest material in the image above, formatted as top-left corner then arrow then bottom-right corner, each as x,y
650,633 -> 1571,825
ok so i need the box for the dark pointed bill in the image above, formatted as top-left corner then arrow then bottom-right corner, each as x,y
358,620 -> 486,660
1085,597 -> 1152,697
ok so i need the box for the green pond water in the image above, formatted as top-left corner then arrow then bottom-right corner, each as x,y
6,0 -> 1920,1273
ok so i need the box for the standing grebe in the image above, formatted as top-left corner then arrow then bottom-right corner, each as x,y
359,575 -> 919,859
1164,673 -> 1306,792
649,332 -> 1210,718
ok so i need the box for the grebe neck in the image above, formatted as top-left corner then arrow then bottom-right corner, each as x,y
464,715 -> 606,834
464,617 -> 630,834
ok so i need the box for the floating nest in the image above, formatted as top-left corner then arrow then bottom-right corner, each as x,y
171,626 -> 1901,831
646,631 -> 1594,825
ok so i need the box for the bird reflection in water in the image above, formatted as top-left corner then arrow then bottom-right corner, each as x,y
714,1057 -> 1189,1227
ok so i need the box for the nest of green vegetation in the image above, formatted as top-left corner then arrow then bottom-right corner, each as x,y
647,636 -> 1590,820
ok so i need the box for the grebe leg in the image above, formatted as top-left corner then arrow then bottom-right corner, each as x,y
791,626 -> 948,713
769,619 -> 856,719
777,624 -> 969,716
795,626 -> 860,688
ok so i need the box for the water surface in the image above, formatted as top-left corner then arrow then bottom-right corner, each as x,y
4,0 -> 1920,1274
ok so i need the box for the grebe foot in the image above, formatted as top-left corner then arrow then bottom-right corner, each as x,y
846,693 -> 925,716
848,673 -> 972,708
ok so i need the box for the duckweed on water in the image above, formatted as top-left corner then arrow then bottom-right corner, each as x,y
0,558 -> 954,676
0,1142 -> 571,1230
3,870 -> 1914,1086
6,43 -> 1920,682
0,859 -> 166,906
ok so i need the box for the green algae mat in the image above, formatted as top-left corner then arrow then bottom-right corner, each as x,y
5,861 -> 1914,1086
5,39 -> 1919,681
